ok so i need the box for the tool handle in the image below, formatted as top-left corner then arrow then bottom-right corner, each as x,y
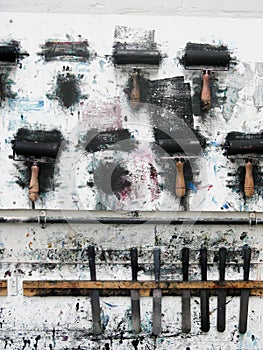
200,248 -> 208,281
182,247 -> 189,281
201,71 -> 211,111
244,161 -> 254,198
29,164 -> 39,202
131,247 -> 139,281
154,248 -> 161,281
175,160 -> 186,197
130,70 -> 140,108
88,246 -> 97,281
243,245 -> 251,281
219,247 -> 227,281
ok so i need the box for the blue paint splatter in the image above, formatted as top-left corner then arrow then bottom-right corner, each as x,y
213,164 -> 217,176
187,181 -> 197,193
99,60 -> 106,70
103,301 -> 118,308
210,141 -> 219,147
212,196 -> 217,205
221,202 -> 229,209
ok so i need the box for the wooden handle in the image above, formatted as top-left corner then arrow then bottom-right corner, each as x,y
130,71 -> 140,108
244,161 -> 254,198
175,161 -> 186,197
29,164 -> 39,202
201,71 -> 211,111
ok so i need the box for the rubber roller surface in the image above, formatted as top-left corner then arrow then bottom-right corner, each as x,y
0,46 -> 18,63
13,141 -> 60,158
225,139 -> 263,155
113,49 -> 161,65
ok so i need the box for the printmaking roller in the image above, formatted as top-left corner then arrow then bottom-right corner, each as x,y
155,129 -> 206,197
11,140 -> 60,206
224,131 -> 263,198
182,43 -> 230,110
0,44 -> 28,64
113,26 -> 162,108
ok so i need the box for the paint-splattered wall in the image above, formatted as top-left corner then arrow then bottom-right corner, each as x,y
0,12 -> 263,350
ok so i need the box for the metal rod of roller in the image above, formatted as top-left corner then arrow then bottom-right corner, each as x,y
88,246 -> 102,335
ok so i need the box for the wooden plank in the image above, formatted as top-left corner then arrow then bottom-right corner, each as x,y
23,280 -> 263,296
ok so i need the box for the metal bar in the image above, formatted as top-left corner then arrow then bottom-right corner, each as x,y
181,247 -> 191,333
239,245 -> 251,334
152,247 -> 162,336
217,247 -> 227,332
130,247 -> 141,333
88,246 -> 102,335
200,247 -> 210,332
0,210 -> 261,225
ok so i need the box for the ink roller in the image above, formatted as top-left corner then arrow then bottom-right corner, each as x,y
113,25 -> 162,109
182,43 -> 230,110
113,48 -> 161,108
11,140 -> 60,206
155,130 -> 206,198
224,132 -> 263,198
0,44 -> 29,63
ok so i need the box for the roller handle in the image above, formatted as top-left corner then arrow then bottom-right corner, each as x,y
201,70 -> 211,111
131,247 -> 139,281
244,161 -> 254,198
175,160 -> 186,197
130,70 -> 140,109
29,163 -> 39,203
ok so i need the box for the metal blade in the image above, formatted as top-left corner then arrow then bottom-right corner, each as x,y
217,247 -> 227,332
88,246 -> 102,335
152,247 -> 162,336
130,247 -> 141,333
181,247 -> 191,333
239,245 -> 251,334
200,247 -> 210,332
182,289 -> 191,333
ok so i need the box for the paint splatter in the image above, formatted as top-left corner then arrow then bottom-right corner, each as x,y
54,72 -> 81,108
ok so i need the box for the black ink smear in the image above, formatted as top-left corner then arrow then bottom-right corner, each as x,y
0,71 -> 16,102
126,75 -> 193,126
94,162 -> 132,198
54,72 -> 81,108
85,129 -> 134,153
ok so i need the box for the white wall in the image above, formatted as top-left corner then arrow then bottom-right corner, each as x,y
1,0 -> 263,17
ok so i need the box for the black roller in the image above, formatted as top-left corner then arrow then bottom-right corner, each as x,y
113,48 -> 161,65
0,46 -> 18,63
156,138 -> 201,154
183,43 -> 230,70
13,140 -> 60,158
225,138 -> 263,155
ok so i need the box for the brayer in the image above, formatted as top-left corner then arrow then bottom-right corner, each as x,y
182,42 -> 230,110
11,140 -> 60,206
113,26 -> 162,109
224,131 -> 263,198
0,44 -> 29,63
155,130 -> 206,198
